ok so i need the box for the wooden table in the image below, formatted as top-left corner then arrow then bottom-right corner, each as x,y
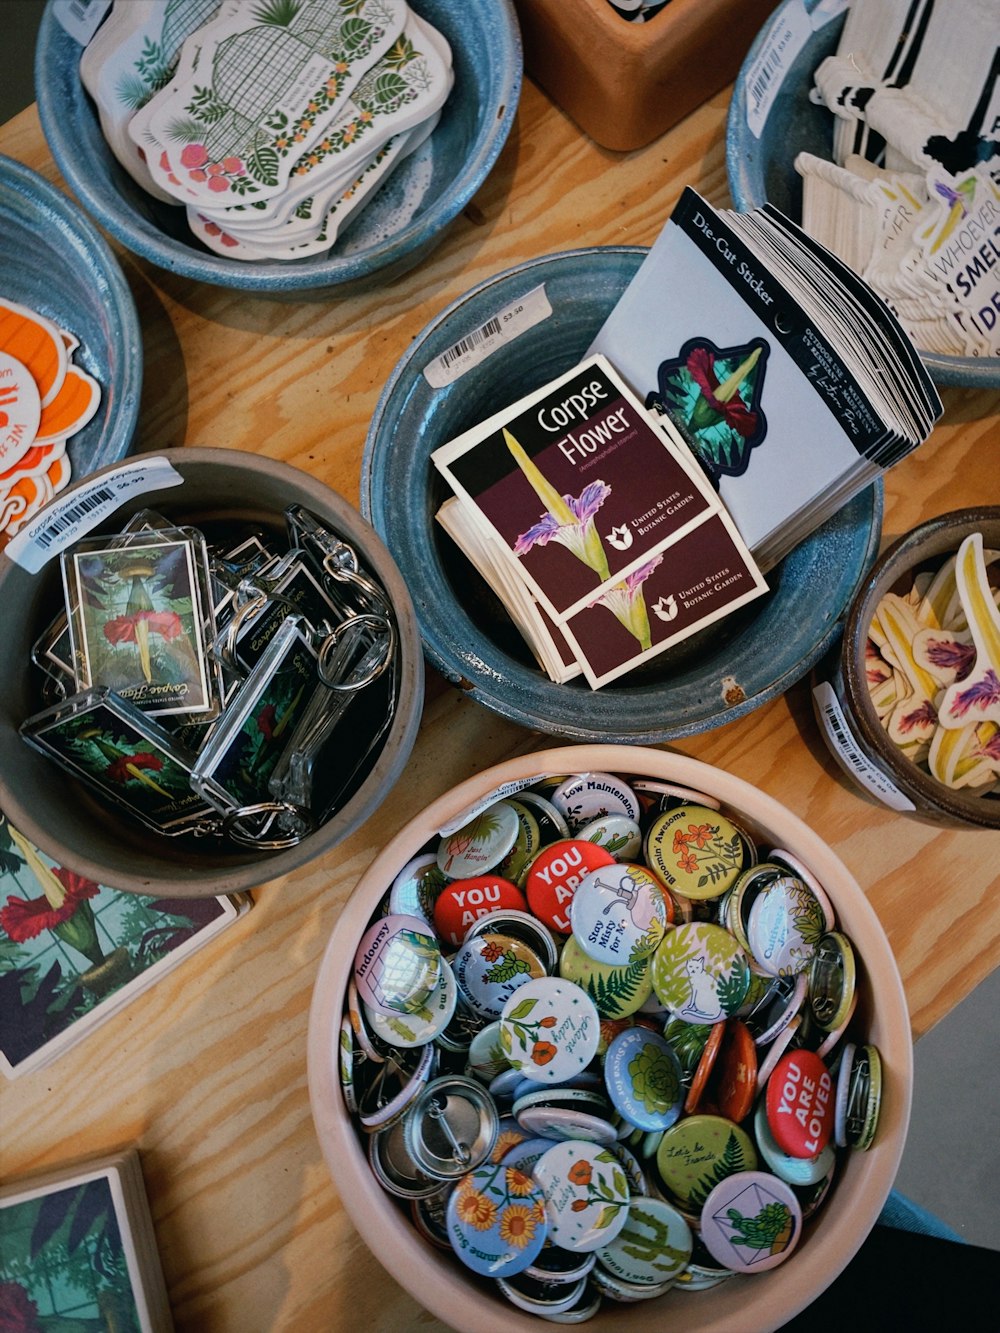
2,66 -> 998,1332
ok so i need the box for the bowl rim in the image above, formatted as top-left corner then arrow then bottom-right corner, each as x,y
0,151 -> 143,470
34,0 -> 523,293
724,0 -> 999,391
840,505 -> 1000,830
0,446 -> 426,896
307,742 -> 913,1333
362,243 -> 884,744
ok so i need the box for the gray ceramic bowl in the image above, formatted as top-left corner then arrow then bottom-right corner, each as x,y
0,154 -> 141,482
835,507 -> 1000,830
34,0 -> 521,294
726,0 -> 998,390
362,247 -> 883,744
0,449 -> 425,897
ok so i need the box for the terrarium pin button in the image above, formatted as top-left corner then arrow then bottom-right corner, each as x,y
699,1171 -> 802,1273
352,914 -> 441,1020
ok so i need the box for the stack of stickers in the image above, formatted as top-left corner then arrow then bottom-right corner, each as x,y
798,0 -> 1000,360
0,1149 -> 172,1331
81,0 -> 453,262
0,298 -> 98,543
433,354 -> 768,689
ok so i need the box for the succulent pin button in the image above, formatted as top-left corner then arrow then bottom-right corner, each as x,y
577,814 -> 642,862
650,921 -> 750,1025
534,1142 -> 631,1251
699,1171 -> 802,1273
445,1162 -> 548,1276
499,977 -> 600,1083
437,799 -> 521,877
453,931 -> 548,1020
595,1195 -> 692,1286
644,804 -> 746,900
569,863 -> 668,966
549,772 -> 640,833
604,1028 -> 684,1132
353,914 -> 441,1019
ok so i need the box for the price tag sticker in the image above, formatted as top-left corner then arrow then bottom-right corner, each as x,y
812,679 -> 915,812
423,286 -> 552,389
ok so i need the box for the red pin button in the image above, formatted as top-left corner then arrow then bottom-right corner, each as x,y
524,839 -> 616,933
432,875 -> 527,947
766,1048 -> 834,1158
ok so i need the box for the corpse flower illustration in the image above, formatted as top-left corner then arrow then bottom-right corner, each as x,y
652,337 -> 769,482
586,557 -> 663,650
506,428 -> 612,582
102,557 -> 184,683
76,726 -> 173,796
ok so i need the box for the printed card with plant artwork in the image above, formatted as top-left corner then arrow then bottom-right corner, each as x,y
0,809 -> 250,1077
0,1149 -> 172,1331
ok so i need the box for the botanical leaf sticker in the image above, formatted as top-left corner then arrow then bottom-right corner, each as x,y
506,998 -> 538,1021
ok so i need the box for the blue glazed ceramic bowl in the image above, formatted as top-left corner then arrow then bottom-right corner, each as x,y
34,0 -> 521,294
0,154 -> 141,485
362,247 -> 883,744
726,0 -> 998,390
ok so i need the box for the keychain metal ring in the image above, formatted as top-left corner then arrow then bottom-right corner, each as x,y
222,800 -> 314,849
317,612 -> 396,691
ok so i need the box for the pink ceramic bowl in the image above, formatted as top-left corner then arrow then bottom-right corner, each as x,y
308,744 -> 912,1331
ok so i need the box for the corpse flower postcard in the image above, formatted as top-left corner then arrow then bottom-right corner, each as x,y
432,355 -> 767,687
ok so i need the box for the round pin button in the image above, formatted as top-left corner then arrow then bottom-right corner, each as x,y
604,1028 -> 684,1132
515,1098 -> 619,1147
500,978 -> 600,1083
388,852 -> 449,925
404,1075 -> 500,1179
746,874 -> 828,977
433,874 -> 528,948
684,1019 -> 725,1115
699,1170 -> 802,1272
590,1264 -> 675,1302
497,1273 -> 590,1317
446,1162 -> 548,1276
765,1048 -> 835,1158
650,922 -> 750,1025
570,863 -> 669,967
711,1018 -> 758,1124
356,1041 -> 436,1132
438,799 -> 521,877
368,1120 -> 443,1200
754,1097 -> 836,1187
549,772 -> 641,833
558,934 -> 652,1020
453,931 -> 548,1020
644,804 -> 746,900
526,839 -> 617,934
365,955 -> 458,1048
846,1042 -> 882,1151
577,814 -> 643,862
353,914 -> 441,1019
464,909 -> 560,973
534,1141 -> 631,1251
654,1115 -> 758,1208
809,930 -> 857,1031
497,799 -> 542,886
467,1020 -> 510,1084
339,1015 -> 358,1113
511,789 -> 571,841
631,778 -> 721,814
595,1195 -> 692,1286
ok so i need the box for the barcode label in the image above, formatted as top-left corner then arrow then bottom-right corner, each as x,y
6,457 -> 185,575
52,0 -> 112,45
744,1 -> 813,139
812,680 -> 915,812
423,285 -> 553,389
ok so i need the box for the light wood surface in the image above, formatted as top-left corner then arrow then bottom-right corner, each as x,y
1,68 -> 998,1333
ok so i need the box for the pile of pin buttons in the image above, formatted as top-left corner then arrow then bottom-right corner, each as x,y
344,770 -> 883,1321
864,531 -> 1000,797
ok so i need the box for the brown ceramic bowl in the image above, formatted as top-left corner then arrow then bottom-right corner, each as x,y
0,448 -> 424,896
837,507 -> 1000,830
308,744 -> 913,1332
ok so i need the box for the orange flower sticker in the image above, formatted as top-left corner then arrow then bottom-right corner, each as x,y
456,1190 -> 497,1232
568,1159 -> 592,1187
531,1040 -> 557,1066
499,1204 -> 537,1249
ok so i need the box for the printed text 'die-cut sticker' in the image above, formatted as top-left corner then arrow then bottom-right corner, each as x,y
0,352 -> 41,472
423,286 -> 554,389
4,457 -> 186,575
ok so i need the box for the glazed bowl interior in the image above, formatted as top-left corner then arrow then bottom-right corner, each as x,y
308,743 -> 913,1333
841,507 -> 1000,830
363,246 -> 882,744
34,0 -> 522,294
0,448 -> 424,896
